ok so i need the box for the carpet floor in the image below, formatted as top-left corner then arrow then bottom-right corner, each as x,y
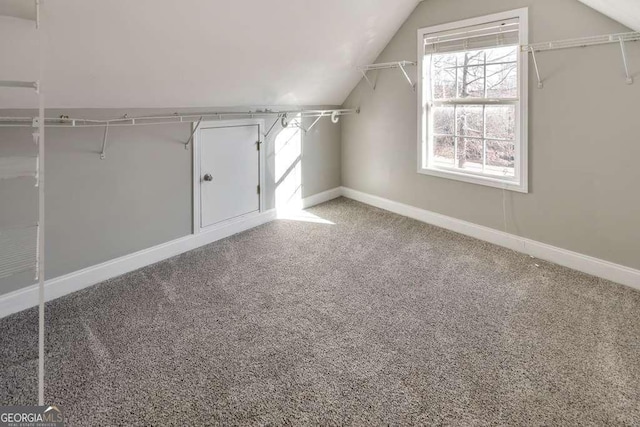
1,198 -> 639,426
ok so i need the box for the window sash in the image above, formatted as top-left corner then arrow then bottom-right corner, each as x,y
426,49 -> 519,103
431,99 -> 518,106
428,162 -> 519,182
427,96 -> 519,180
433,134 -> 515,143
424,18 -> 520,55
439,60 -> 519,70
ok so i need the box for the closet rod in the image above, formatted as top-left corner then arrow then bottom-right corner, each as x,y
0,108 -> 359,129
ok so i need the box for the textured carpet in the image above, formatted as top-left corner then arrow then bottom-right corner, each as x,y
1,198 -> 639,426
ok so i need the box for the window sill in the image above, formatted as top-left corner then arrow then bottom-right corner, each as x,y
418,166 -> 528,193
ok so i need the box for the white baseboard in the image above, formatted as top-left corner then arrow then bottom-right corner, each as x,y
0,185 -> 342,319
277,187 -> 343,213
302,187 -> 342,209
341,187 -> 640,291
3,185 -> 636,319
0,209 -> 277,319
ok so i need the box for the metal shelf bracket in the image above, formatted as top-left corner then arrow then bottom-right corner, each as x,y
100,124 -> 109,160
357,61 -> 417,91
304,115 -> 323,133
398,62 -> 416,91
619,38 -> 634,85
359,69 -> 377,90
264,113 -> 284,139
185,117 -> 203,150
530,50 -> 544,89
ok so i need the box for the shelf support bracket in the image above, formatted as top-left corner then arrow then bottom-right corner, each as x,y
360,70 -> 377,90
100,124 -> 109,160
185,117 -> 203,150
619,38 -> 634,85
264,114 -> 283,139
303,115 -> 323,133
530,50 -> 544,89
398,63 -> 416,91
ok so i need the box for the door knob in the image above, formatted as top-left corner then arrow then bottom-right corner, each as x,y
203,173 -> 213,182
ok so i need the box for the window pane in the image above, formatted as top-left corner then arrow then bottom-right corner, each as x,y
486,63 -> 517,98
432,53 -> 457,68
456,106 -> 483,138
457,138 -> 483,171
485,105 -> 516,140
457,65 -> 485,98
431,54 -> 457,99
486,140 -> 515,177
485,46 -> 518,64
433,106 -> 454,135
434,136 -> 455,166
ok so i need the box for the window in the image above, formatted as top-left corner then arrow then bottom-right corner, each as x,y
417,9 -> 528,192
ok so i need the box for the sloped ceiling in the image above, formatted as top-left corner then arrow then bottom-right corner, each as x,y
577,0 -> 640,32
0,0 -> 421,109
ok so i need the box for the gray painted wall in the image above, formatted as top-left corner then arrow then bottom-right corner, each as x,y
0,107 -> 342,296
342,0 -> 640,271
302,116 -> 341,198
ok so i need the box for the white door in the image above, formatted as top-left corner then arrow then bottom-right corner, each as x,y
200,125 -> 260,228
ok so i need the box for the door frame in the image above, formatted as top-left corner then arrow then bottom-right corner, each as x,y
192,118 -> 266,234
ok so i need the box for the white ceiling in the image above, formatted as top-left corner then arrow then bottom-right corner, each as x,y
0,0 -> 421,109
577,0 -> 640,32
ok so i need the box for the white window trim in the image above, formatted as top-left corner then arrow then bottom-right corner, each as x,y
417,8 -> 529,193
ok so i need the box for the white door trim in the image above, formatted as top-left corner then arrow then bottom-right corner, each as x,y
193,119 -> 266,234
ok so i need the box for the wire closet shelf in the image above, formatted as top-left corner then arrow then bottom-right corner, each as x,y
357,61 -> 417,91
522,31 -> 640,87
0,108 -> 359,129
0,225 -> 38,279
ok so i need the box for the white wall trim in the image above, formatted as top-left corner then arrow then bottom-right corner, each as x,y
341,187 -> 640,291
0,209 -> 277,319
4,184 -> 636,319
301,187 -> 343,209
277,186 -> 343,213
